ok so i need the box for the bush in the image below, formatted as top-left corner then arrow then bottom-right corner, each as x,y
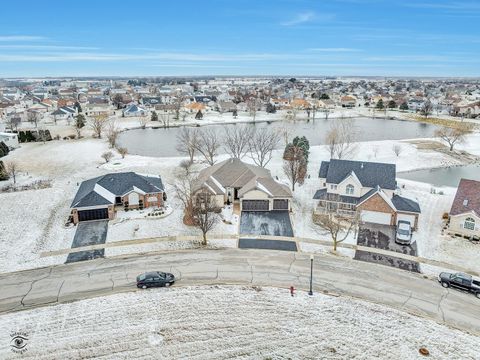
442,212 -> 449,220
0,160 -> 9,181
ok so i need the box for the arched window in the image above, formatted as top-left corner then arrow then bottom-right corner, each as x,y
464,217 -> 475,231
346,184 -> 354,195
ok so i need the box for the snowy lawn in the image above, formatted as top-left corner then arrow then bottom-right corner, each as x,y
0,285 -> 478,359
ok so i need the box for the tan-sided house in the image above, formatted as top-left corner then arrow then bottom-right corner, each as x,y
448,178 -> 480,240
194,158 -> 293,211
70,172 -> 165,223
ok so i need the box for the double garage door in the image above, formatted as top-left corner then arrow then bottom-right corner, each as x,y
78,208 -> 109,222
242,200 -> 269,211
361,210 -> 392,225
242,199 -> 289,211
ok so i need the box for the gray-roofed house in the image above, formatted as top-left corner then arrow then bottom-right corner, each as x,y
70,172 -> 165,223
313,159 -> 421,229
194,158 -> 293,212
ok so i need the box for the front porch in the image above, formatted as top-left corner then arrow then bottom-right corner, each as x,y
314,199 -> 357,218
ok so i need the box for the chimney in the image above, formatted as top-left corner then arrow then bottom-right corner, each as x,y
360,163 -> 364,169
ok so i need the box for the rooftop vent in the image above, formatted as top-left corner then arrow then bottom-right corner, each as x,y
463,199 -> 469,206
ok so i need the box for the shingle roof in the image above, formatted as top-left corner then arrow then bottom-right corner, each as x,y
319,159 -> 396,190
312,188 -> 357,204
392,195 -> 421,213
238,177 -> 292,198
450,178 -> 480,216
71,172 -> 164,208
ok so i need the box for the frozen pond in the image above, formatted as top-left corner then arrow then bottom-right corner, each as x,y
117,117 -> 440,157
398,164 -> 480,187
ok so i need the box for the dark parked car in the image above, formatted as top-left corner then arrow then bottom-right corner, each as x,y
136,271 -> 175,289
438,272 -> 480,299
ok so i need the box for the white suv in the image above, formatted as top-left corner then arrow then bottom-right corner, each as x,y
396,220 -> 412,245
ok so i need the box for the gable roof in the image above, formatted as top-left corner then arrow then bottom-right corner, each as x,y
392,194 -> 421,213
450,178 -> 480,216
71,172 -> 164,208
195,158 -> 270,194
238,177 -> 292,198
319,159 -> 396,190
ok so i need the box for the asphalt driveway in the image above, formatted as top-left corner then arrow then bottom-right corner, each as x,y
355,223 -> 420,273
240,211 -> 294,237
239,238 -> 298,251
66,220 -> 109,263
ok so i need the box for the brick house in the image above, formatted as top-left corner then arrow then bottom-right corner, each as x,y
447,178 -> 480,240
70,172 -> 165,224
313,159 -> 421,229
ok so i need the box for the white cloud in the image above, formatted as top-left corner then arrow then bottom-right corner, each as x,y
281,11 -> 316,26
307,47 -> 362,52
0,35 -> 46,41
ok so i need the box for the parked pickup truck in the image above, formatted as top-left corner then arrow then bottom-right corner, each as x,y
438,272 -> 480,299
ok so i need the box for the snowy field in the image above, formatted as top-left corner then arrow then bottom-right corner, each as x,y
0,286 -> 478,359
0,124 -> 479,273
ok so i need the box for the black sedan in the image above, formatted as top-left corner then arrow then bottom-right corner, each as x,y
136,271 -> 175,289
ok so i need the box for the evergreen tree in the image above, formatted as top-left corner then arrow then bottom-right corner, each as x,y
195,110 -> 203,120
400,102 -> 409,111
151,111 -> 158,121
387,100 -> 397,109
376,99 -> 384,109
320,93 -> 330,100
75,114 -> 86,128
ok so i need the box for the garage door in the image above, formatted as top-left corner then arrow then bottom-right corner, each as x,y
361,210 -> 391,225
78,208 -> 109,222
273,199 -> 289,210
242,200 -> 269,211
397,213 -> 416,226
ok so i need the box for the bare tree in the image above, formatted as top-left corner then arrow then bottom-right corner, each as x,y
7,117 -> 21,132
173,169 -> 196,225
90,115 -> 108,138
248,128 -> 280,168
106,119 -> 120,148
420,99 -> 433,118
314,210 -> 360,252
101,151 -> 114,163
27,111 -> 40,128
117,147 -> 128,159
159,111 -> 171,129
325,119 -> 358,159
392,144 -> 403,157
176,127 -> 199,163
194,128 -> 221,165
5,161 -> 19,184
172,94 -> 186,121
283,145 -> 307,191
247,97 -> 260,122
435,123 -> 474,151
138,116 -> 148,129
223,126 -> 252,159
192,189 -> 220,245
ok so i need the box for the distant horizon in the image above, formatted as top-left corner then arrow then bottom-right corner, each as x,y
1,1 -> 479,77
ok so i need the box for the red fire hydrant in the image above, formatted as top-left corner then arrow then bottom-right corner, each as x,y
290,286 -> 296,297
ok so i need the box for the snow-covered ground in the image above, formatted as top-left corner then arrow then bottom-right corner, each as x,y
0,123 -> 479,273
0,286 -> 478,359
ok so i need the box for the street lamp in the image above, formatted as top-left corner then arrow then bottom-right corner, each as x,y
308,254 -> 314,296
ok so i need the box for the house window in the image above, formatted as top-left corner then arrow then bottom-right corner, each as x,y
464,217 -> 475,231
346,184 -> 354,195
330,184 -> 337,190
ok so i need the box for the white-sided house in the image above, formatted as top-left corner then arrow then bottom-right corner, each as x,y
448,178 -> 480,240
194,158 -> 293,212
70,172 -> 165,224
123,103 -> 147,117
0,132 -> 19,148
313,159 -> 421,230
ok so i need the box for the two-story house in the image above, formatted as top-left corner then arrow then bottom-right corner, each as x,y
447,178 -> 480,240
313,159 -> 421,229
